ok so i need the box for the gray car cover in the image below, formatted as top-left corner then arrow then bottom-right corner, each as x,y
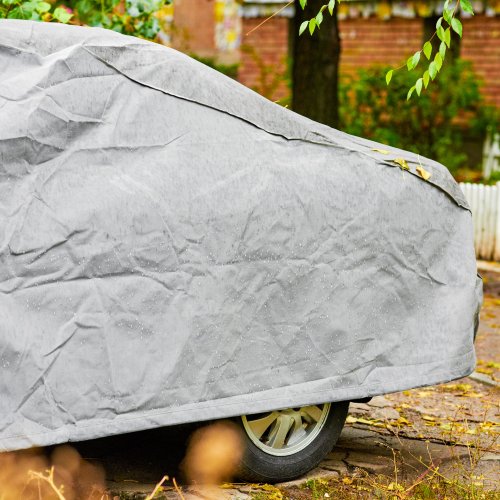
0,20 -> 482,452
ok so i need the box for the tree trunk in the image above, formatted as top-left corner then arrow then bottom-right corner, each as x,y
292,0 -> 341,128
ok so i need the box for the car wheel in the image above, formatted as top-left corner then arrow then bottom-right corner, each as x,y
237,401 -> 349,483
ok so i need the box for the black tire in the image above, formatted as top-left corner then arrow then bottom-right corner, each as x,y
237,401 -> 349,483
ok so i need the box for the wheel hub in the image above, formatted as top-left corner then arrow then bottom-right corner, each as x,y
241,403 -> 331,456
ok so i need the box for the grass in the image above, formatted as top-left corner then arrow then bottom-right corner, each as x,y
295,473 -> 499,500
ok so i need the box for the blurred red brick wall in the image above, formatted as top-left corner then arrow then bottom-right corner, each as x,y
339,18 -> 422,74
239,16 -> 290,103
237,14 -> 499,107
169,4 -> 499,107
461,16 -> 500,107
171,0 -> 216,56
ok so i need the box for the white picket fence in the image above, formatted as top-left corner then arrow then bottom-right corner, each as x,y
459,182 -> 500,261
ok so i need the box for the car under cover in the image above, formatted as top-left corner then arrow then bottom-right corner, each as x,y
0,20 -> 482,452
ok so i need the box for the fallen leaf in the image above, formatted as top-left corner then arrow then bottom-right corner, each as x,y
441,384 -> 471,393
372,148 -> 390,154
416,165 -> 431,180
479,421 -> 500,429
422,415 -> 436,421
476,368 -> 494,375
387,482 -> 404,492
355,417 -> 386,427
396,417 -> 411,426
416,390 -> 434,398
346,416 -> 357,424
393,158 -> 410,171
342,477 -> 353,485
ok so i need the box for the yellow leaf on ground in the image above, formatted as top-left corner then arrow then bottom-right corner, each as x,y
346,416 -> 357,424
372,148 -> 390,154
416,165 -> 431,180
441,384 -> 471,392
476,367 -> 494,375
480,421 -> 500,429
422,415 -> 436,421
356,417 -> 386,427
342,477 -> 353,485
459,392 -> 484,398
417,390 -> 434,397
387,482 -> 404,492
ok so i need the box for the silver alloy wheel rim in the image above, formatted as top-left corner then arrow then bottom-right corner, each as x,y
241,403 -> 331,457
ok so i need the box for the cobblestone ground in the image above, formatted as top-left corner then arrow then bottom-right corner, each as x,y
104,265 -> 499,499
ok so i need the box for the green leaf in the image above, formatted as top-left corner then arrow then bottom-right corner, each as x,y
53,6 -> 72,23
316,10 -> 323,25
328,0 -> 335,15
416,78 -> 423,96
299,0 -> 307,9
407,56 -> 414,71
437,25 -> 446,42
385,69 -> 393,85
36,0 -> 50,12
461,0 -> 474,15
423,41 -> 432,60
407,86 -> 416,100
436,17 -> 443,29
444,27 -> 451,47
299,20 -> 308,35
429,61 -> 438,80
308,18 -> 316,35
443,8 -> 452,24
412,51 -> 421,69
423,70 -> 430,88
439,41 -> 447,59
435,52 -> 443,71
19,0 -> 37,16
451,17 -> 463,37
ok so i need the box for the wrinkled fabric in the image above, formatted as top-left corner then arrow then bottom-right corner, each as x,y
0,20 -> 481,452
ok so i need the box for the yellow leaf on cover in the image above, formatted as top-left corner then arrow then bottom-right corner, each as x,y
393,158 -> 410,170
416,165 -> 431,180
